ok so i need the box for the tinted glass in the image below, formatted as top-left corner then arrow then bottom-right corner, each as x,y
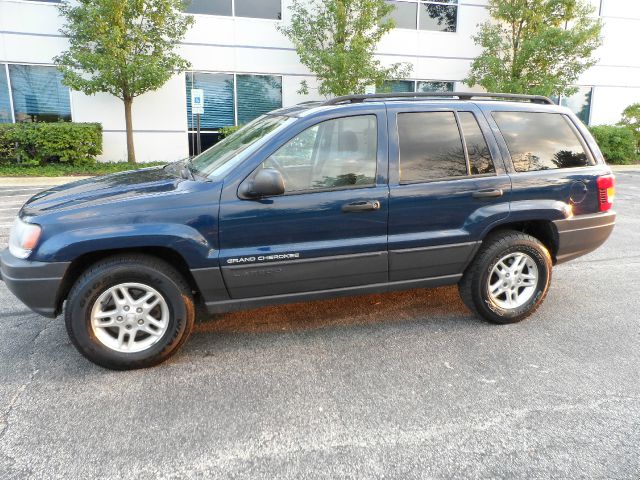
185,0 -> 232,15
493,112 -> 594,172
561,87 -> 592,125
186,72 -> 234,130
237,75 -> 282,125
385,1 -> 417,29
9,65 -> 71,122
398,112 -> 467,183
458,112 -> 495,175
419,2 -> 457,32
0,65 -> 11,123
266,115 -> 378,192
416,81 -> 454,92
377,80 -> 414,93
235,0 -> 282,19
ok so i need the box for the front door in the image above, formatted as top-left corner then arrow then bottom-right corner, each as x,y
218,109 -> 389,299
387,103 -> 512,282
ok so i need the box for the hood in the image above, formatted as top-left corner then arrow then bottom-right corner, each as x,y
21,166 -> 184,216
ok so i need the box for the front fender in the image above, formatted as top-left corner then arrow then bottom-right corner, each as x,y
33,223 -> 217,268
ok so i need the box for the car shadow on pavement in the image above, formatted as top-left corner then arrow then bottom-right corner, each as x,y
194,286 -> 475,336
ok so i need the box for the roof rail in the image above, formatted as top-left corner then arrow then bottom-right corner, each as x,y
323,91 -> 555,106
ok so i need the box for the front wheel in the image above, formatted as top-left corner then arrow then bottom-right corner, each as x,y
459,231 -> 552,324
65,255 -> 195,370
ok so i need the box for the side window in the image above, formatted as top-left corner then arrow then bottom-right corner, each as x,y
458,112 -> 495,175
264,115 -> 377,192
398,112 -> 467,183
492,111 -> 594,172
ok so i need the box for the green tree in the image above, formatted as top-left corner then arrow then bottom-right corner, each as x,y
466,0 -> 602,97
278,0 -> 411,97
55,0 -> 193,163
619,103 -> 640,151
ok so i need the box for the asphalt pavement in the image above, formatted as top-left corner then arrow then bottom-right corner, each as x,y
0,173 -> 639,479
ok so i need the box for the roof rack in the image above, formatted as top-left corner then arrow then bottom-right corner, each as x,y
323,91 -> 555,106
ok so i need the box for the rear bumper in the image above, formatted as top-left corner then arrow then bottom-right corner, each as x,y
0,248 -> 70,318
553,211 -> 616,264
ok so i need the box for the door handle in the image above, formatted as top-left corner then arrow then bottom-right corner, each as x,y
472,189 -> 503,199
342,200 -> 381,212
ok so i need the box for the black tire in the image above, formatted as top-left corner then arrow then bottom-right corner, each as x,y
65,254 -> 195,370
458,230 -> 552,324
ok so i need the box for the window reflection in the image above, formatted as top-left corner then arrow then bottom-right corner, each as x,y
458,112 -> 495,175
266,115 -> 378,192
398,112 -> 467,183
493,112 -> 593,172
385,1 -> 417,29
419,2 -> 457,32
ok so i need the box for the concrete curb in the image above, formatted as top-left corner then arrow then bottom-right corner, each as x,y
0,176 -> 92,186
609,165 -> 640,172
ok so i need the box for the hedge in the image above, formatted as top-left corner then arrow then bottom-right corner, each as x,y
0,122 -> 103,166
589,125 -> 637,165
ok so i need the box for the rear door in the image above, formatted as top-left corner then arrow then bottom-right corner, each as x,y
218,107 -> 389,299
387,102 -> 512,282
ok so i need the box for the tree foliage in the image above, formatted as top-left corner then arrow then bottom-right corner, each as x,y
466,0 -> 602,97
619,103 -> 640,150
55,0 -> 193,162
278,0 -> 411,97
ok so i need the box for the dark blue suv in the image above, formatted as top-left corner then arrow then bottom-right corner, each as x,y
1,92 -> 616,369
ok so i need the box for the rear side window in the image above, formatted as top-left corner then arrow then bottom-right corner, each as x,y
398,112 -> 467,183
458,112 -> 495,175
492,112 -> 594,172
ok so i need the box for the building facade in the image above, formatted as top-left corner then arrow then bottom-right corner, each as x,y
1,0 -> 639,162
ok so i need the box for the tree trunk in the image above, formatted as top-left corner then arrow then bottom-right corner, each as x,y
124,96 -> 136,164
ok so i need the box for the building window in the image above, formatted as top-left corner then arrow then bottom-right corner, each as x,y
417,81 -> 454,92
6,65 -> 71,123
550,87 -> 593,125
561,87 -> 592,125
185,0 -> 281,19
186,0 -> 232,16
377,80 -> 454,93
185,72 -> 283,155
0,65 -> 12,124
385,0 -> 457,32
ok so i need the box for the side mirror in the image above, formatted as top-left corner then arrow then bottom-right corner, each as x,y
242,168 -> 285,198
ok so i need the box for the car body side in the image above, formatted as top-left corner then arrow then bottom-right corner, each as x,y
0,100 -> 616,318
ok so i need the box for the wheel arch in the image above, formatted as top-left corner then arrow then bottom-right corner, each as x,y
481,220 -> 559,263
55,247 -> 201,316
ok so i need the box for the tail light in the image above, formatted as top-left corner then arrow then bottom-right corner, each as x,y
596,175 -> 615,212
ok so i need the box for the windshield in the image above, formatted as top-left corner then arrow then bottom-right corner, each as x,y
190,115 -> 290,178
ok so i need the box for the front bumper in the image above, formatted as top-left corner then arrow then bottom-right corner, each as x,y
553,211 -> 616,264
0,248 -> 70,318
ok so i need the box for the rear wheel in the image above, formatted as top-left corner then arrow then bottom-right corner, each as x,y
459,231 -> 552,324
65,255 -> 195,370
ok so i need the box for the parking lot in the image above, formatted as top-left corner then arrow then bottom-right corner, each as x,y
1,172 -> 639,479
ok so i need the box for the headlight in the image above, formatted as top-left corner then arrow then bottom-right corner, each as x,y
9,218 -> 42,259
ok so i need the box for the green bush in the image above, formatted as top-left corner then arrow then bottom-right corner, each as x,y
0,122 -> 102,166
589,125 -> 637,165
